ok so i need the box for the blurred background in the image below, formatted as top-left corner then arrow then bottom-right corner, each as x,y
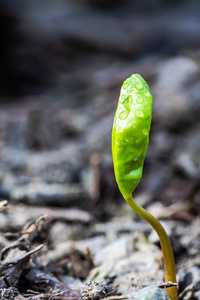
0,0 -> 200,218
1,1 -> 200,297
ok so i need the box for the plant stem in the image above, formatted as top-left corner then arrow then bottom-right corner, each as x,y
125,196 -> 178,300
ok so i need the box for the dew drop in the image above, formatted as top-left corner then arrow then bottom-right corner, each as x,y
129,87 -> 134,93
125,138 -> 130,145
135,109 -> 144,118
119,111 -> 128,120
136,82 -> 143,90
143,129 -> 148,135
123,82 -> 129,89
144,91 -> 151,97
136,96 -> 144,104
121,94 -> 126,99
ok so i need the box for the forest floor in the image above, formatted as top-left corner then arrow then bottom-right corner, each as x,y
0,1 -> 200,299
0,57 -> 200,299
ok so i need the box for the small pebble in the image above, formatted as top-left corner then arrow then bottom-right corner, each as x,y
127,285 -> 170,300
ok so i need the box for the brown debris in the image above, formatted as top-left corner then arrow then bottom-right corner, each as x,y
0,223 -> 39,288
0,217 -> 82,299
81,281 -> 109,300
0,287 -> 19,299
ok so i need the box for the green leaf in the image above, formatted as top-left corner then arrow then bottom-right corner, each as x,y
112,74 -> 153,199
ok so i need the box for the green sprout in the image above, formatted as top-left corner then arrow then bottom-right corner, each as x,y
112,74 -> 177,300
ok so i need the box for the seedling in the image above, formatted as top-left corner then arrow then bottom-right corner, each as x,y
112,74 -> 177,300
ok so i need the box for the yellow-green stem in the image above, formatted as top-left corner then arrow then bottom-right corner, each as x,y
126,196 -> 177,300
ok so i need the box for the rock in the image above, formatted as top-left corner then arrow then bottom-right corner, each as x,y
49,221 -> 70,245
156,57 -> 198,91
0,204 -> 93,232
89,233 -> 163,294
93,216 -> 150,235
127,285 -> 170,300
153,56 -> 200,127
178,266 -> 200,300
74,236 -> 107,255
59,275 -> 83,289
174,152 -> 199,180
93,236 -> 132,266
10,182 -> 88,206
57,109 -> 89,137
180,218 -> 200,256
173,123 -> 200,180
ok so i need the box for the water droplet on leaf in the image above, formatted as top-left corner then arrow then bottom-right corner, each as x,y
123,82 -> 129,89
135,110 -> 144,118
119,111 -> 128,120
144,91 -> 151,97
136,96 -> 144,104
129,87 -> 134,93
136,82 -> 142,89
143,129 -> 148,135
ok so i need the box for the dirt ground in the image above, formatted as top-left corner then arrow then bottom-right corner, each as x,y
0,1 -> 200,299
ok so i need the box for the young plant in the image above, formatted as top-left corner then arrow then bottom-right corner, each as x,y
112,74 -> 177,300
